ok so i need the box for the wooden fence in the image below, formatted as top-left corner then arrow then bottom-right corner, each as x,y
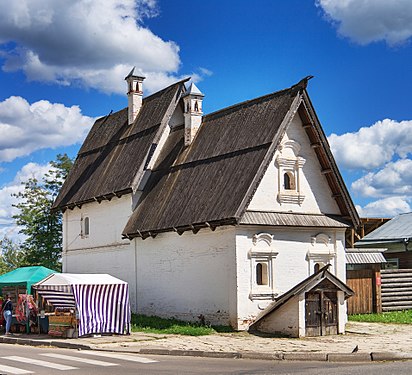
381,269 -> 412,312
346,269 -> 381,315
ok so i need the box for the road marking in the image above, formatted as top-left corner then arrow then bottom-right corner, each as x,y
77,350 -> 158,364
3,356 -> 78,371
41,352 -> 118,366
0,364 -> 33,374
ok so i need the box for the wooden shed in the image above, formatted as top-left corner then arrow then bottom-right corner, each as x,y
250,265 -> 354,337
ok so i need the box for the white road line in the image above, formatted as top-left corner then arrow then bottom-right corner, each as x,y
77,350 -> 159,364
3,356 -> 78,371
0,364 -> 33,374
41,352 -> 118,366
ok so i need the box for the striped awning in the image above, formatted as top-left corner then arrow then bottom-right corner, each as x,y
37,289 -> 76,309
33,273 -> 131,336
346,249 -> 387,264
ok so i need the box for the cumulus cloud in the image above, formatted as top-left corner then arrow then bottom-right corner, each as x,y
0,162 -> 50,239
329,117 -> 412,218
0,96 -> 94,162
0,0 -> 207,94
328,119 -> 412,170
351,159 -> 412,198
316,0 -> 412,46
356,197 -> 411,218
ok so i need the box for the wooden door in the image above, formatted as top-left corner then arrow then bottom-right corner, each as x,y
305,291 -> 338,336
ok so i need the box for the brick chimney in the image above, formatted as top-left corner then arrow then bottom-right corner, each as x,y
183,82 -> 204,146
125,67 -> 145,125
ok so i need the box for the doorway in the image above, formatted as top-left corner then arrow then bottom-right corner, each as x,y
305,290 -> 338,336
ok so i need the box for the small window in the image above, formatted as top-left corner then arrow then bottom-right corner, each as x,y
81,216 -> 90,238
314,263 -> 322,273
256,263 -> 269,285
194,100 -> 199,112
284,172 -> 296,190
84,217 -> 90,236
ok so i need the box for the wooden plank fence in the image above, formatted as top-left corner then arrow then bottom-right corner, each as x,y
381,269 -> 412,311
346,269 -> 378,315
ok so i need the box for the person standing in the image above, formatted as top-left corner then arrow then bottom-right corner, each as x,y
2,294 -> 13,335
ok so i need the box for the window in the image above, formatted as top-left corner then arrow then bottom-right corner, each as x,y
307,234 -> 335,275
81,215 -> 90,238
283,171 -> 296,190
84,217 -> 90,236
314,262 -> 324,273
249,233 -> 278,300
256,263 -> 268,285
276,140 -> 305,205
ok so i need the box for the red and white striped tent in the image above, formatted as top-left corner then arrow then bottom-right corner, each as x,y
33,273 -> 131,337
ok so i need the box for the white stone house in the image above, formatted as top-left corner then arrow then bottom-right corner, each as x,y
52,71 -> 359,336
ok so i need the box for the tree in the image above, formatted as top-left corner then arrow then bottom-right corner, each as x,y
0,237 -> 24,274
12,154 -> 73,271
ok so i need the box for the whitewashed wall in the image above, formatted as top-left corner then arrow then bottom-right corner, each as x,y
234,226 -> 346,330
135,226 -> 238,327
248,112 -> 341,215
254,295 -> 302,337
62,195 -> 138,310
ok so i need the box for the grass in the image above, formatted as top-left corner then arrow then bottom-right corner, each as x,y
349,310 -> 412,324
130,314 -> 233,336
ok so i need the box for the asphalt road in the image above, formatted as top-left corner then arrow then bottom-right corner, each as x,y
1,344 -> 412,374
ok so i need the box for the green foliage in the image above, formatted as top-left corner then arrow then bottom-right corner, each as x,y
11,154 -> 73,271
130,314 -> 233,336
349,310 -> 412,324
0,237 -> 24,274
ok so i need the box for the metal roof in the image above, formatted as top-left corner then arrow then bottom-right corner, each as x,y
356,213 -> 412,244
240,211 -> 349,228
345,248 -> 387,264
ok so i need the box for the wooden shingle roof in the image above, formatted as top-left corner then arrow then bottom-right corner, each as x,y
123,77 -> 359,239
53,76 -> 359,237
52,79 -> 188,210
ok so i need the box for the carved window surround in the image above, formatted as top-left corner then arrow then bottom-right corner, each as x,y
249,233 -> 279,301
275,140 -> 306,205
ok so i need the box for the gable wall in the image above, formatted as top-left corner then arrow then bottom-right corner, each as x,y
247,112 -> 341,214
234,226 -> 346,330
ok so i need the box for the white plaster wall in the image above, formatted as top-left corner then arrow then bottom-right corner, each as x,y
235,226 -> 346,330
248,112 -> 341,215
255,295 -> 300,337
63,195 -> 133,252
136,226 -> 237,327
62,195 -> 138,310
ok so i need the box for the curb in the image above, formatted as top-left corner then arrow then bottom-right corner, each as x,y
1,336 -> 412,362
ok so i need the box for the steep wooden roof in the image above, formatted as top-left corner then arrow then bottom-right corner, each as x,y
52,79 -> 188,210
123,77 -> 359,239
53,76 -> 359,237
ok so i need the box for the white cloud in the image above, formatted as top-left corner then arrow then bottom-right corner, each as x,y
328,119 -> 412,170
351,159 -> 412,198
356,197 -> 411,218
329,117 -> 412,218
0,162 -> 50,239
316,0 -> 412,46
0,0 -> 195,94
0,96 -> 94,162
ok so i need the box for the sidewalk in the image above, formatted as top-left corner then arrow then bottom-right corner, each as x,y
1,322 -> 412,362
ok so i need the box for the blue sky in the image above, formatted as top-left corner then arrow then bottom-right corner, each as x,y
1,0 -> 412,239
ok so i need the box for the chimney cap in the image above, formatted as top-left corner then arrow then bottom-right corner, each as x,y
125,67 -> 146,80
183,82 -> 204,98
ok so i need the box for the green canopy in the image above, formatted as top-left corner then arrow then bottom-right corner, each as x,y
0,266 -> 57,295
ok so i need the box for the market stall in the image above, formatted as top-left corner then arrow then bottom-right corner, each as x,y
33,273 -> 131,337
0,266 -> 56,333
